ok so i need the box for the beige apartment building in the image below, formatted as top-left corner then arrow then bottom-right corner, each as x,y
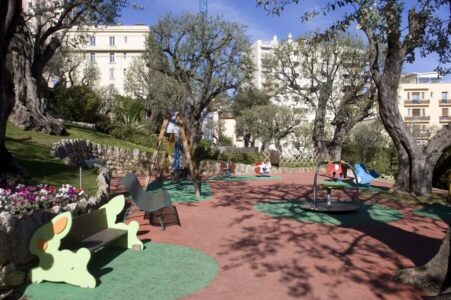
398,72 -> 451,139
66,25 -> 149,94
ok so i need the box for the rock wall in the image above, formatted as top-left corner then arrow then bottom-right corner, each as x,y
51,139 -> 153,176
0,167 -> 111,295
51,139 -> 314,177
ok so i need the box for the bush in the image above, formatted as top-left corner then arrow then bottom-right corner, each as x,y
342,142 -> 398,176
49,85 -> 102,123
110,127 -> 158,149
95,115 -> 114,133
218,136 -> 233,146
113,96 -> 146,131
218,151 -> 264,165
193,140 -> 220,161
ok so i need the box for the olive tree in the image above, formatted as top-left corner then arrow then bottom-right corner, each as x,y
144,13 -> 252,196
257,0 -> 451,293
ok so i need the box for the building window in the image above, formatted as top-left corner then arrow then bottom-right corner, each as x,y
124,36 -> 128,43
109,36 -> 115,46
109,68 -> 115,80
123,52 -> 127,60
442,92 -> 449,100
412,92 -> 420,101
123,68 -> 127,75
109,52 -> 115,63
407,92 -> 410,100
412,108 -> 421,116
90,52 -> 95,63
443,108 -> 449,116
89,36 -> 96,46
430,92 -> 433,98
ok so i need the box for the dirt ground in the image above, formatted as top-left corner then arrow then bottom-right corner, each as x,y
111,172 -> 448,300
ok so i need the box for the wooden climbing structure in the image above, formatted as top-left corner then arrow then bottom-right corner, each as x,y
149,113 -> 195,181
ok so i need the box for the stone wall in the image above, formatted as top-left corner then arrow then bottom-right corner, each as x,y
51,139 -> 314,177
0,167 -> 111,295
51,139 -> 153,176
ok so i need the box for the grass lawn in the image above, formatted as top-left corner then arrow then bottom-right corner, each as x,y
6,122 -> 152,196
6,122 -> 152,152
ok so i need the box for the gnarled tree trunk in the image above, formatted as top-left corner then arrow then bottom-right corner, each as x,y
0,0 -> 28,185
9,31 -> 65,135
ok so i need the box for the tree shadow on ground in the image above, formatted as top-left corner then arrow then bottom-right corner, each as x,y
210,180 -> 446,299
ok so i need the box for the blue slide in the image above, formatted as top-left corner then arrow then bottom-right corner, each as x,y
354,163 -> 379,185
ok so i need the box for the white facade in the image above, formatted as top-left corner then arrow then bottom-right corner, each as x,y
66,25 -> 149,94
398,72 -> 451,138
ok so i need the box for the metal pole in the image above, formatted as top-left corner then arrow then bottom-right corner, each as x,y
79,166 -> 82,189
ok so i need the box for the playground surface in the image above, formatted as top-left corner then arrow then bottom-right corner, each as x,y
106,172 -> 448,299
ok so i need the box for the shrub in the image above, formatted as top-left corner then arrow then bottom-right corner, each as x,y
49,85 -> 102,123
218,135 -> 233,146
110,127 -> 157,149
218,151 -> 264,165
193,140 -> 220,161
113,96 -> 146,131
95,115 -> 114,133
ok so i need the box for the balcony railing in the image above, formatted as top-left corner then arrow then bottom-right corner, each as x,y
439,115 -> 450,122
405,116 -> 430,122
404,99 -> 430,106
439,99 -> 451,106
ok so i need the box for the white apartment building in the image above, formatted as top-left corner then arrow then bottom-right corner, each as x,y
398,72 -> 451,139
66,25 -> 149,94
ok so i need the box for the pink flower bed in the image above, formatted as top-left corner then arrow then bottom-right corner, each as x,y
0,184 -> 88,216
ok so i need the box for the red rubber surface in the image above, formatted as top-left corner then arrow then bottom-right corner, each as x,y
111,172 -> 447,300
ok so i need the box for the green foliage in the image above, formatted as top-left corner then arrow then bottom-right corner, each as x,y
218,136 -> 233,146
193,140 -> 220,161
342,120 -> 397,176
95,115 -> 114,134
232,87 -> 271,117
112,95 -> 146,131
110,127 -> 158,149
218,151 -> 265,165
236,104 -> 305,150
144,13 -> 252,147
49,85 -> 102,123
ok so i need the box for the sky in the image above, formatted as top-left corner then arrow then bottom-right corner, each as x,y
119,0 -> 450,80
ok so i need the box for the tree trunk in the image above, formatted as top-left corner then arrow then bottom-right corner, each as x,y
313,98 -> 329,161
0,63 -> 28,185
396,227 -> 451,295
9,34 -> 65,135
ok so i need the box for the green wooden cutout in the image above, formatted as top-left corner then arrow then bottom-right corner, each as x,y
29,195 -> 143,288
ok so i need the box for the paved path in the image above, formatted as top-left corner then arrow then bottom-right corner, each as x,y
111,172 -> 447,300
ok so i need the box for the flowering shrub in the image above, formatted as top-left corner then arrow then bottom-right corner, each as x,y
0,184 -> 88,216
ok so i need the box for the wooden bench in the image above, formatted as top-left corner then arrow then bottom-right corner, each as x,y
29,195 -> 143,288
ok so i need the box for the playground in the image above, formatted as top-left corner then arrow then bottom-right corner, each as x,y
121,172 -> 449,299
22,169 -> 450,300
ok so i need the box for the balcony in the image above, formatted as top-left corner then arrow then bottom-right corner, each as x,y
404,99 -> 430,106
439,99 -> 451,106
404,116 -> 430,123
439,115 -> 451,123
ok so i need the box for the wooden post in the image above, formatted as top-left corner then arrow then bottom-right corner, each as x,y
177,117 -> 195,179
147,119 -> 169,186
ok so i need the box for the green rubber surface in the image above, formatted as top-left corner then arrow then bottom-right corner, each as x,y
22,243 -> 219,300
255,200 -> 404,226
414,204 -> 451,221
147,180 -> 213,202
208,175 -> 281,181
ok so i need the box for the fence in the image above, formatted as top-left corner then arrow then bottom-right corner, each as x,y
261,150 -> 318,168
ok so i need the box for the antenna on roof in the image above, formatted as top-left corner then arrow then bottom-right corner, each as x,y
199,0 -> 208,17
